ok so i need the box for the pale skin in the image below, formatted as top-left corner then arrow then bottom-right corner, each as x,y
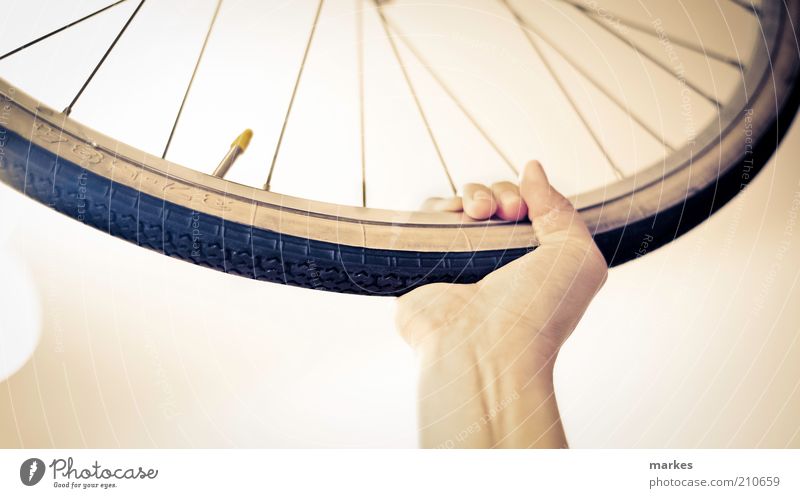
395,160 -> 608,448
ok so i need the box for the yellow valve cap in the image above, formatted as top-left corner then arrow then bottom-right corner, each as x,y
231,129 -> 253,152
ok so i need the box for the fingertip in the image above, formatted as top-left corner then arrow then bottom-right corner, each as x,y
421,196 -> 463,212
436,196 -> 464,212
464,198 -> 495,220
519,160 -> 548,191
518,161 -> 553,218
420,197 -> 443,211
463,183 -> 497,220
496,190 -> 528,221
516,160 -> 591,243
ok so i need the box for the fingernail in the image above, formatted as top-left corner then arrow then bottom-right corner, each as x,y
473,190 -> 492,201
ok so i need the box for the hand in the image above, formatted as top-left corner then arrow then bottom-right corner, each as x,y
395,161 -> 608,448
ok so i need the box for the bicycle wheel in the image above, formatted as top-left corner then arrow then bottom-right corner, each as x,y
0,0 -> 798,295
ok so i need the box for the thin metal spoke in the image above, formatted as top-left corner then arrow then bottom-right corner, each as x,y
0,0 -> 129,62
501,0 -> 625,179
264,0 -> 325,191
554,0 -> 743,69
163,0 -> 224,159
502,1 -> 674,152
559,0 -> 722,108
63,0 -> 146,116
357,0 -> 367,207
728,0 -> 762,16
383,16 -> 518,176
374,1 -> 457,194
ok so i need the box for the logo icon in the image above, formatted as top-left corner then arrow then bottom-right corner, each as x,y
20,458 -> 45,486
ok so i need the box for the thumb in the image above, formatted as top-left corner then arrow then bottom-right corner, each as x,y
479,161 -> 607,312
518,160 -> 592,246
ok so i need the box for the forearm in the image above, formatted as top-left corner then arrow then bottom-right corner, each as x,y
396,161 -> 605,449
415,346 -> 567,449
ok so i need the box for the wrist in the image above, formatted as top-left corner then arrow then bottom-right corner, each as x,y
486,373 -> 566,449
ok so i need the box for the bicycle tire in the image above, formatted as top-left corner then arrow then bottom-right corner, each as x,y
0,1 -> 798,296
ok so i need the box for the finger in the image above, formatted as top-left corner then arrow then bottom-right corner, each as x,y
518,160 -> 591,244
491,181 -> 528,221
483,161 -> 608,297
420,196 -> 463,212
462,183 -> 497,220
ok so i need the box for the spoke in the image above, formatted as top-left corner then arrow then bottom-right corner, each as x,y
560,0 -> 722,108
728,0 -> 762,16
357,0 -> 367,207
63,0 -> 146,116
554,0 -> 743,69
264,0 -> 325,191
0,0 -> 129,62
383,16 -> 518,176
501,0 -> 625,179
374,2 -> 457,194
502,1 -> 674,152
163,0 -> 224,159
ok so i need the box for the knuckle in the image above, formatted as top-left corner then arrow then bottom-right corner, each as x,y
550,193 -> 575,213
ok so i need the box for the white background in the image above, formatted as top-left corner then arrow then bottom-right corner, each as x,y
0,0 -> 798,449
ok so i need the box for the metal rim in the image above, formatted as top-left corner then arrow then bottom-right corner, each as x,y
0,0 -> 793,253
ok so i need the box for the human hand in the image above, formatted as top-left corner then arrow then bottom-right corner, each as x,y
395,160 -> 608,448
